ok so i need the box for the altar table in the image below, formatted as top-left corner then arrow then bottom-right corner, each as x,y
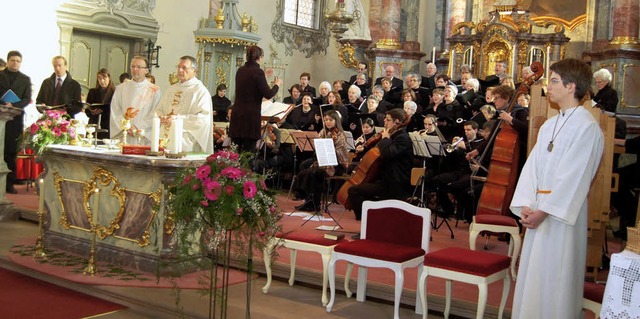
40,145 -> 207,273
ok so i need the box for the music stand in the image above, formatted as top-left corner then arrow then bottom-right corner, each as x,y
418,133 -> 454,239
300,138 -> 343,230
287,131 -> 319,198
409,132 -> 430,207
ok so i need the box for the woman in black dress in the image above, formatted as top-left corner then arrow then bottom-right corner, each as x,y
85,68 -> 115,139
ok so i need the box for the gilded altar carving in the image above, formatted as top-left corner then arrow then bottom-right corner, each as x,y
195,36 -> 256,47
54,167 -> 162,247
451,22 -> 476,36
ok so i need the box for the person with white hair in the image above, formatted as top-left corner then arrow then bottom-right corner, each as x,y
421,62 -> 438,90
314,81 -> 332,106
592,68 -> 618,113
403,100 -> 423,132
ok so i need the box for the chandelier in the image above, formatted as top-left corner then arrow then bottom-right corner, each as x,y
325,0 -> 353,39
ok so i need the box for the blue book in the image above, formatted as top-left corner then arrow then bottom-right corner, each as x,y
1,89 -> 20,104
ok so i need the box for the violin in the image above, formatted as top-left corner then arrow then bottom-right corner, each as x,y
213,124 -> 225,142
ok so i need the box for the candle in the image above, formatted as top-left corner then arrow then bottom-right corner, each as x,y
432,47 -> 436,62
546,46 -> 551,78
38,179 -> 44,213
173,116 -> 184,153
151,115 -> 160,152
469,46 -> 474,66
97,114 -> 102,130
94,188 -> 100,221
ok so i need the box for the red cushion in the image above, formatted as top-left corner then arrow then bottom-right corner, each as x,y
276,231 -> 346,246
366,207 -> 425,248
334,240 -> 425,263
583,281 -> 605,303
425,247 -> 510,276
475,215 -> 519,227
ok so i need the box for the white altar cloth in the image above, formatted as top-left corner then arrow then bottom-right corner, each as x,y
601,249 -> 640,319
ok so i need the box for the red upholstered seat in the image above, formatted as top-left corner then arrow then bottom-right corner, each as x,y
334,240 -> 426,263
474,214 -> 519,227
277,231 -> 347,246
583,281 -> 605,303
425,247 -> 511,277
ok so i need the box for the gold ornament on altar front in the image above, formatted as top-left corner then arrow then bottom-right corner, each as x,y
214,8 -> 225,29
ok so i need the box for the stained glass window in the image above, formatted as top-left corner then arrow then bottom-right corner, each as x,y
283,0 -> 316,29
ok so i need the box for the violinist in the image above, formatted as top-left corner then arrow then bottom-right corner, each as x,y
253,123 -> 292,174
347,118 -> 378,174
213,123 -> 229,150
347,108 -> 413,221
292,110 -> 349,211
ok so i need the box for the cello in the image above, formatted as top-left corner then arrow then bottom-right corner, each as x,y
336,114 -> 409,209
474,62 -> 544,217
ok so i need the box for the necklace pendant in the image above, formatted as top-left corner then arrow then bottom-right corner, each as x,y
547,142 -> 554,152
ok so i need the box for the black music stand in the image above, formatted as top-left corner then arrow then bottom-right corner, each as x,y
300,137 -> 343,230
419,133 -> 454,239
287,131 -> 319,198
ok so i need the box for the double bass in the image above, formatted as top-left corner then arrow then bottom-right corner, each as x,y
474,62 -> 544,217
336,114 -> 409,209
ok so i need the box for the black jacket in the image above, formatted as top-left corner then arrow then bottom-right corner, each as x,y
593,84 -> 618,113
377,128 -> 413,195
36,72 -> 82,116
1,69 -> 32,154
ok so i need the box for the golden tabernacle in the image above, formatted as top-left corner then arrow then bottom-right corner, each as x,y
40,145 -> 207,273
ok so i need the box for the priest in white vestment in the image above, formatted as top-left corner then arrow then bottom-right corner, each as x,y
155,56 -> 213,154
110,56 -> 161,142
509,59 -> 604,319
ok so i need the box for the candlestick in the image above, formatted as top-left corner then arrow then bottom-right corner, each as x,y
38,179 -> 44,213
151,116 -> 160,152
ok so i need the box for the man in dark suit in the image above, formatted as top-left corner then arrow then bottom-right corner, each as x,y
1,51 -> 32,194
480,61 -> 507,94
36,56 -> 82,116
374,65 -> 403,91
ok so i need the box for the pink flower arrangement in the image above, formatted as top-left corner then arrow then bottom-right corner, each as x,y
169,149 -> 281,237
22,110 -> 73,156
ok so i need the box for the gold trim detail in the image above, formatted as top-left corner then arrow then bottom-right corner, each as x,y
375,38 -> 402,49
610,36 -> 640,45
530,15 -> 586,32
195,36 -> 256,47
451,22 -> 476,36
338,43 -> 359,69
85,168 -> 127,240
621,63 -> 640,108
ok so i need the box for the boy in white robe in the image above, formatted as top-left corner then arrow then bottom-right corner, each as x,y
155,55 -> 213,154
510,58 -> 604,319
110,56 -> 161,142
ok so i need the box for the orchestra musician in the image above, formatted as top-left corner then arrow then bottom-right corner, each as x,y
493,84 -> 528,173
348,118 -> 378,173
292,110 -> 349,211
429,120 -> 484,218
347,108 -> 413,221
253,123 -> 293,175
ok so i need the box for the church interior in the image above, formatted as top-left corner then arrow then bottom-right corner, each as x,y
1,0 -> 639,318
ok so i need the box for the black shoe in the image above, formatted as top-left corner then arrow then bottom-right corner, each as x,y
6,185 -> 17,194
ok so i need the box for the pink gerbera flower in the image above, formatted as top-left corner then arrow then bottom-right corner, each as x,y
195,165 -> 211,180
243,180 -> 257,199
221,167 -> 243,179
204,179 -> 222,201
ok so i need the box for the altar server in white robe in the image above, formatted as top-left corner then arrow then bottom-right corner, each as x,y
110,56 -> 161,141
155,55 -> 213,153
509,58 -> 604,319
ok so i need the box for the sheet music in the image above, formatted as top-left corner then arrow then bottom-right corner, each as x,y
261,100 -> 292,121
422,134 -> 445,156
409,132 -> 431,158
313,138 -> 338,167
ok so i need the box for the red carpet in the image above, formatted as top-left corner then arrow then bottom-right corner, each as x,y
0,267 -> 126,319
10,238 -> 252,289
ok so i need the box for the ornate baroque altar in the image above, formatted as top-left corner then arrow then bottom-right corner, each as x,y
41,145 -> 207,273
